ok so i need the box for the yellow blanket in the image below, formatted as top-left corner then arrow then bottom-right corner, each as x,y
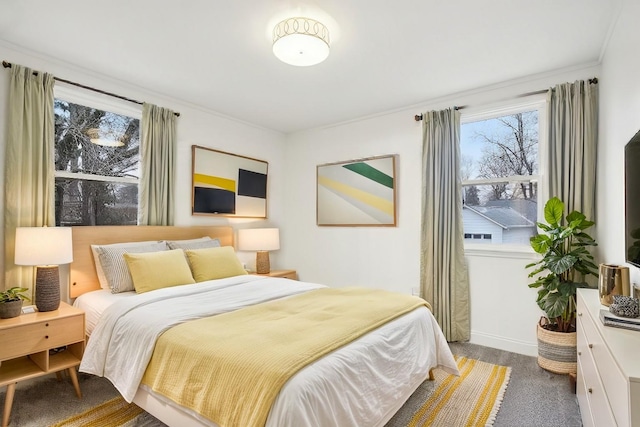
141,287 -> 429,427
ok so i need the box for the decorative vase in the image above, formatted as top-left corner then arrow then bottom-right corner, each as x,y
536,319 -> 577,375
599,264 -> 630,306
609,295 -> 640,318
0,300 -> 23,319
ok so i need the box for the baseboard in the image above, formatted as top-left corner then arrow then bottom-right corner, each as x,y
470,331 -> 538,357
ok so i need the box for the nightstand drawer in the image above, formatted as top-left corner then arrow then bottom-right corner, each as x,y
0,316 -> 84,360
278,271 -> 298,280
254,269 -> 298,280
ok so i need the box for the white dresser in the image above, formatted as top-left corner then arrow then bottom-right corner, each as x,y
576,288 -> 640,426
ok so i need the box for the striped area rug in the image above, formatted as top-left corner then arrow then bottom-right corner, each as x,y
52,357 -> 510,427
408,357 -> 511,427
51,397 -> 145,427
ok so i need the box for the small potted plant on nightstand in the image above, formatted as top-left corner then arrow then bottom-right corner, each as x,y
0,287 -> 31,319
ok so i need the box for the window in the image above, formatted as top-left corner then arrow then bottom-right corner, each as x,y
460,98 -> 546,247
464,233 -> 492,242
54,87 -> 141,226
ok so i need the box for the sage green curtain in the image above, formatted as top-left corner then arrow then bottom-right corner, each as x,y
547,80 -> 598,220
138,103 -> 176,225
420,108 -> 470,341
4,64 -> 55,292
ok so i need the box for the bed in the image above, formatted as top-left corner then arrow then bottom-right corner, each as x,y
70,225 -> 458,427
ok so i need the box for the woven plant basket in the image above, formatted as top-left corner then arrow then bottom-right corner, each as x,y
536,318 -> 577,375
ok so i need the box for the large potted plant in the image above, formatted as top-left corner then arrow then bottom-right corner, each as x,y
0,287 -> 30,319
526,197 -> 598,374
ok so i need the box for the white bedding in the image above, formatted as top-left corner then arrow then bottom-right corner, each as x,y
79,275 -> 458,427
74,289 -> 137,336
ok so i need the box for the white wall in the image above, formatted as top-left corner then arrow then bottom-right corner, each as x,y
2,13 -> 631,356
598,0 -> 640,282
0,42 -> 288,274
282,64 -> 600,356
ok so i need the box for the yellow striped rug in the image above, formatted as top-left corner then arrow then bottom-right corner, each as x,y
51,396 -> 144,427
408,356 -> 511,427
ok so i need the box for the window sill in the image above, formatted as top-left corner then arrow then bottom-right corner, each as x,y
464,243 -> 539,259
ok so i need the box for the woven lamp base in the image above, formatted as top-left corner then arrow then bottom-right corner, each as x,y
256,251 -> 271,274
35,265 -> 60,312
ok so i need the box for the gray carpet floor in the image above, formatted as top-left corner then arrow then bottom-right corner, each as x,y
447,342 -> 581,427
1,342 -> 581,427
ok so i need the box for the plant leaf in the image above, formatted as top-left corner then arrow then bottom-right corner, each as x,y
527,265 -> 547,278
544,197 -> 564,226
546,254 -> 578,274
536,222 -> 553,232
530,234 -> 551,254
542,291 -> 569,319
566,210 -> 585,224
557,281 -> 578,296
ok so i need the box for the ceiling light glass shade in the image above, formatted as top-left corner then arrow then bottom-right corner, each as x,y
273,17 -> 330,67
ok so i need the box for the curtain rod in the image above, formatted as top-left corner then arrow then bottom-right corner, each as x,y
413,77 -> 599,122
2,60 -> 180,117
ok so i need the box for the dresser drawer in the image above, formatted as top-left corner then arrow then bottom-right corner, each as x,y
577,354 -> 596,427
578,304 -> 629,426
0,315 -> 84,360
577,319 -> 618,427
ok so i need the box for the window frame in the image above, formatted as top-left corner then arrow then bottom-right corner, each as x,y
53,84 -> 143,224
459,94 -> 548,257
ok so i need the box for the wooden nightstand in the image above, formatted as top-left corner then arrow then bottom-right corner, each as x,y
0,302 -> 85,427
256,269 -> 298,280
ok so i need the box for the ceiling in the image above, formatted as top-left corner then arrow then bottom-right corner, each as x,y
0,0 -> 620,134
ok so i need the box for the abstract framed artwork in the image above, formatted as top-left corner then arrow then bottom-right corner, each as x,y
317,155 -> 397,226
192,145 -> 268,218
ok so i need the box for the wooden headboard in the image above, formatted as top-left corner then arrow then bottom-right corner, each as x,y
70,225 -> 234,298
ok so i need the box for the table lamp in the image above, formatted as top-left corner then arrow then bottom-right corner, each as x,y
14,226 -> 73,312
238,228 -> 280,274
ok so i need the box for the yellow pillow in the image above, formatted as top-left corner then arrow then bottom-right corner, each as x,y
123,249 -> 195,294
185,246 -> 248,282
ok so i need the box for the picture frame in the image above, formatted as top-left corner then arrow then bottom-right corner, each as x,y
192,145 -> 268,218
317,154 -> 397,226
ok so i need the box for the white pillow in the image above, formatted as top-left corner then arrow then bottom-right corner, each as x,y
166,236 -> 211,245
96,241 -> 168,293
91,240 -> 163,289
166,237 -> 221,251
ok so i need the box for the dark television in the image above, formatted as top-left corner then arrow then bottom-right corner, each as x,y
625,129 -> 640,267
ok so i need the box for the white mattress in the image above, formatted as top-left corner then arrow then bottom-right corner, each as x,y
77,276 -> 458,427
74,288 -> 137,336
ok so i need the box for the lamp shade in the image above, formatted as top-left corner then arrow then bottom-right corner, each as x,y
272,17 -> 330,66
238,228 -> 280,251
15,227 -> 73,266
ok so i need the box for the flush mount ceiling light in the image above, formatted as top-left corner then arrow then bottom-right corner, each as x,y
272,17 -> 330,66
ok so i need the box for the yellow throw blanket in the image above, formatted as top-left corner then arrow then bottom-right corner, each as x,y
141,287 -> 430,427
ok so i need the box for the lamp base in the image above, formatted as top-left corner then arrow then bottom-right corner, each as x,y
35,266 -> 60,312
256,251 -> 271,274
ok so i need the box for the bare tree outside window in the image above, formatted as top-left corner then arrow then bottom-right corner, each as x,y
54,99 -> 140,226
460,108 -> 540,245
475,112 -> 538,202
